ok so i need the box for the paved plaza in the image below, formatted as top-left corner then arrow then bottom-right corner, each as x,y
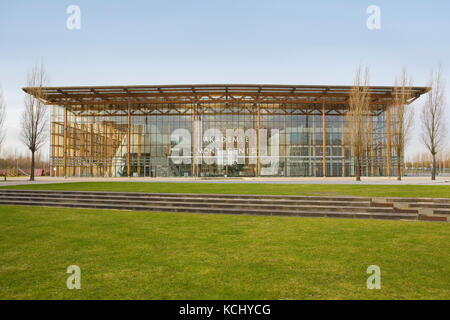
1,175 -> 449,187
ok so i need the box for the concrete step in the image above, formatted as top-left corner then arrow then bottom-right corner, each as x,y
0,199 -> 418,220
386,197 -> 450,204
0,194 -> 372,208
408,202 -> 450,209
433,209 -> 450,215
419,215 -> 448,222
0,189 -> 432,221
0,189 -> 371,202
0,195 -> 400,213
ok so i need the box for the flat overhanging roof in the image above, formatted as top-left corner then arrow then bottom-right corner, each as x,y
22,84 -> 430,106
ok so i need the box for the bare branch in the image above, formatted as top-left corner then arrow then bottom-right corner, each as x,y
20,62 -> 49,181
420,67 -> 447,180
391,67 -> 414,180
346,65 -> 371,181
0,86 -> 6,152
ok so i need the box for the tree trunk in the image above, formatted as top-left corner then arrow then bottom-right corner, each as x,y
355,157 -> 361,181
30,150 -> 35,181
432,153 -> 436,180
397,150 -> 402,181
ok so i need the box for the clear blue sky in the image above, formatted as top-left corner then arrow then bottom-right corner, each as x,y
1,0 -> 449,158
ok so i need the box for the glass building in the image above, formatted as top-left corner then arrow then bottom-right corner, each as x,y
23,85 -> 429,178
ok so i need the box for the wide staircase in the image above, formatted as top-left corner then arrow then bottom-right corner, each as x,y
384,197 -> 450,222
0,189 -> 448,221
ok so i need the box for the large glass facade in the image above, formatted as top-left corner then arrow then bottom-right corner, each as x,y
50,102 -> 400,177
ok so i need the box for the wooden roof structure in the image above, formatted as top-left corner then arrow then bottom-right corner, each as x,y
23,84 -> 430,107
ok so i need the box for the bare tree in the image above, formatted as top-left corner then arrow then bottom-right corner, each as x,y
0,85 -> 6,153
420,68 -> 447,180
346,66 -> 371,181
20,63 -> 49,181
390,68 -> 415,181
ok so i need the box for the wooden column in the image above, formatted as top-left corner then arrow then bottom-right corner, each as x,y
370,116 -> 374,176
322,100 -> 326,177
192,104 -> 196,177
115,129 -> 120,177
284,115 -> 287,177
167,122 -> 170,177
63,106 -> 68,177
257,103 -> 261,176
95,122 -> 98,176
80,124 -> 85,176
386,107 -> 391,176
89,123 -> 93,176
137,125 -> 142,176
127,101 -> 131,177
95,121 -> 99,176
72,120 -> 76,177
341,119 -> 345,177
51,122 -> 55,177
105,124 -> 110,177
312,115 -> 316,176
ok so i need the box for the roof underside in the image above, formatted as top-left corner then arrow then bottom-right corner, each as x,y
22,84 -> 430,107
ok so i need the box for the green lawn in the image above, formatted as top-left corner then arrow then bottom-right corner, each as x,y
0,205 -> 449,299
1,181 -> 450,198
